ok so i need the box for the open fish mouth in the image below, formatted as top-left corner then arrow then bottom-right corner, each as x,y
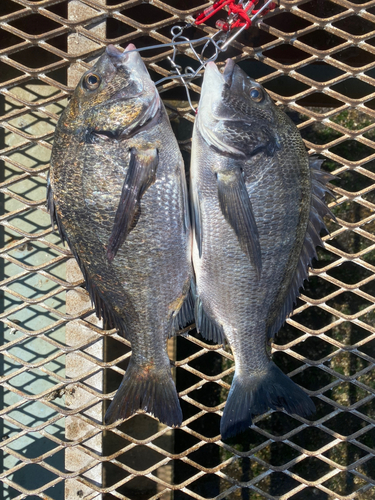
202,59 -> 235,88
106,43 -> 160,114
104,43 -> 147,101
222,58 -> 235,87
106,43 -> 138,66
202,61 -> 223,90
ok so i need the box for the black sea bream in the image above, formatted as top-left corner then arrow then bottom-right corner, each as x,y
49,44 -> 193,427
191,60 -> 333,439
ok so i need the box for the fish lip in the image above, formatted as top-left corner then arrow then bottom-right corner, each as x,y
197,59 -> 245,156
223,58 -> 235,87
200,61 -> 224,99
105,43 -> 139,66
105,44 -> 124,59
203,59 -> 235,86
205,61 -> 224,81
124,43 -> 136,53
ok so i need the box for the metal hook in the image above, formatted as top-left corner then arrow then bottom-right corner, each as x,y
155,23 -> 225,112
123,0 -> 277,111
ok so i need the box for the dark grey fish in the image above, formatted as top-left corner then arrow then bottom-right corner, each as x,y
191,59 -> 334,439
48,44 -> 193,426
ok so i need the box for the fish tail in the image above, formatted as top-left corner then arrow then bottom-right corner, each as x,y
105,359 -> 182,427
220,362 -> 315,439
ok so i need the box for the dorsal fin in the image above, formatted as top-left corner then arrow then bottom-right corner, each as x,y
47,173 -> 68,245
47,175 -> 129,337
267,157 -> 336,339
70,244 -> 129,337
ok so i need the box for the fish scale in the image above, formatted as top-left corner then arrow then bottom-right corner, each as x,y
191,59 -> 333,439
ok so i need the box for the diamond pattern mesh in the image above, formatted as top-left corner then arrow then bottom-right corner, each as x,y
1,1 -> 375,499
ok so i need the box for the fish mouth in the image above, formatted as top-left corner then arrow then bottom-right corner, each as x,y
105,43 -> 148,81
104,43 -> 147,101
222,58 -> 235,87
200,61 -> 224,99
204,61 -> 223,81
89,43 -> 160,142
202,59 -> 235,93
105,43 -> 137,64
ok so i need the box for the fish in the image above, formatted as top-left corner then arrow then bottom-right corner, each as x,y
190,59 -> 334,439
48,44 -> 193,427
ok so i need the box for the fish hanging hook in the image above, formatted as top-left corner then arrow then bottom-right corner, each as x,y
123,0 -> 277,112
156,24 -> 226,112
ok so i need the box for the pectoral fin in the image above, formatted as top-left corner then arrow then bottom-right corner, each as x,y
107,148 -> 158,262
217,169 -> 262,278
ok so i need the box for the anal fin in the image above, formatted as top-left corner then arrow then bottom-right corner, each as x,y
194,287 -> 225,345
172,283 -> 195,334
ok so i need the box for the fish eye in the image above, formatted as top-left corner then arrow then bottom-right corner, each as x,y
249,87 -> 263,103
83,73 -> 101,90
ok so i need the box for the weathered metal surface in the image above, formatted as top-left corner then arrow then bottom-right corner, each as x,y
1,0 -> 375,499
64,3 -> 105,499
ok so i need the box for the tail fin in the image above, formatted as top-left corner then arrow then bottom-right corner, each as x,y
105,360 -> 182,427
221,362 -> 315,439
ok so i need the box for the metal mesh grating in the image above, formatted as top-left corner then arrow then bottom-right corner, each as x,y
1,0 -> 375,499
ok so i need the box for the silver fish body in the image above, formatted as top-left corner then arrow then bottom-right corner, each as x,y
191,60 -> 332,439
49,44 -> 193,426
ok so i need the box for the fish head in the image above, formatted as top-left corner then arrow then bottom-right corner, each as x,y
60,44 -> 160,141
197,60 -> 281,158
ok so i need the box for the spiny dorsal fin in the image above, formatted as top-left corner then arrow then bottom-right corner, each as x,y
47,175 -> 130,338
268,156 -> 336,338
47,173 -> 68,244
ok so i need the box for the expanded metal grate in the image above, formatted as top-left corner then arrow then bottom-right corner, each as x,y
1,0 -> 375,499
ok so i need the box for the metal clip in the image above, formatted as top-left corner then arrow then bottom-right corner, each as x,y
125,0 -> 277,111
